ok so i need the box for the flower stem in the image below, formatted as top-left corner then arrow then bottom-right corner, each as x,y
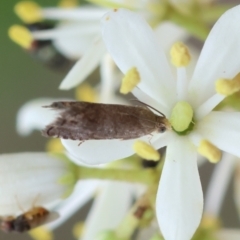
78,167 -> 159,185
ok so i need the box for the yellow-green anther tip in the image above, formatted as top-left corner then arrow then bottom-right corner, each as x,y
170,42 -> 191,67
14,1 -> 43,23
216,74 -> 240,96
170,101 -> 193,132
133,140 -> 160,161
198,140 -> 222,163
120,67 -> 140,94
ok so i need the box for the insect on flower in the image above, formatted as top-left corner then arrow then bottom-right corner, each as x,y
42,101 -> 171,141
0,207 -> 59,233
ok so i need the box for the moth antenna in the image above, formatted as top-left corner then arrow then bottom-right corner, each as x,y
130,99 -> 165,117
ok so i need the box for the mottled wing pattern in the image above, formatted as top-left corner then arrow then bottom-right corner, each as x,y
42,101 -> 158,140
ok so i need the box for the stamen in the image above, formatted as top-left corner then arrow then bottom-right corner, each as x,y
170,42 -> 191,67
8,25 -> 33,49
198,140 -> 222,163
215,73 -> 240,96
46,139 -> 64,153
58,0 -> 78,8
120,67 -> 140,94
75,84 -> 98,102
133,140 -> 160,161
14,1 -> 43,23
170,101 -> 193,132
29,227 -> 53,240
73,222 -> 84,239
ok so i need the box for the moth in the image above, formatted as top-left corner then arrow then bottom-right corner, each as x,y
0,207 -> 59,233
42,101 -> 170,141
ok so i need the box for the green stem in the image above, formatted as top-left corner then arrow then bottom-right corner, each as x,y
167,9 -> 209,41
78,167 -> 158,185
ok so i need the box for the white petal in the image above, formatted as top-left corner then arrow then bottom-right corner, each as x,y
189,5 -> 240,107
101,9 -> 176,108
16,98 -> 63,136
195,111 -> 240,157
157,136 -> 203,240
154,21 -> 189,53
132,88 -> 170,117
61,134 -> 158,165
42,6 -> 107,21
233,161 -> 240,218
215,229 -> 240,240
46,180 -> 99,230
81,181 -> 133,240
0,152 -> 67,216
59,36 -> 106,90
205,153 -> 236,217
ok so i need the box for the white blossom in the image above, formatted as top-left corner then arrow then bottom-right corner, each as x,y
61,6 -> 240,240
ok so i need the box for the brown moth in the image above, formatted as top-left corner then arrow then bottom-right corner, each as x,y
0,207 -> 59,233
42,101 -> 170,140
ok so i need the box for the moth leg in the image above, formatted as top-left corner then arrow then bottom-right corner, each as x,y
148,134 -> 153,144
78,141 -> 85,146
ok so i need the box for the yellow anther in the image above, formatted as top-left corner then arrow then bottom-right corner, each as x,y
201,214 -> 221,230
133,140 -> 160,161
120,67 -> 140,94
75,83 -> 98,102
46,139 -> 64,153
170,42 -> 191,67
8,25 -> 33,49
170,101 -> 193,132
198,140 -> 222,163
14,1 -> 42,23
59,0 -> 79,8
215,73 -> 240,96
73,222 -> 85,239
29,227 -> 53,240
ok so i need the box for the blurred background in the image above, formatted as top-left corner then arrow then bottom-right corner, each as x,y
0,0 -> 239,239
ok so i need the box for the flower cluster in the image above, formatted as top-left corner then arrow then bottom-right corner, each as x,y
3,1 -> 240,240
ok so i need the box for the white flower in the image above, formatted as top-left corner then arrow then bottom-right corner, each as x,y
12,1 -> 189,90
0,152 -> 71,216
61,6 -> 240,240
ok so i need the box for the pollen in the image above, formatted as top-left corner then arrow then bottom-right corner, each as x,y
8,25 -> 33,49
73,222 -> 85,239
58,0 -> 78,8
215,73 -> 240,96
14,1 -> 43,23
120,67 -> 140,94
75,83 -> 98,102
29,227 -> 53,240
170,101 -> 193,132
170,42 -> 191,67
198,140 -> 222,163
133,140 -> 160,161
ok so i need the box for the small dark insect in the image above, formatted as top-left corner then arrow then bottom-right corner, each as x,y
42,101 -> 170,141
0,207 -> 59,233
26,23 -> 75,71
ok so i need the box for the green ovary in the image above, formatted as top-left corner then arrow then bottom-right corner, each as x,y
170,101 -> 194,133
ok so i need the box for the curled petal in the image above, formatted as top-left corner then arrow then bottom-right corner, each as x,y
46,180 -> 99,230
81,181 -> 133,240
189,5 -> 240,107
59,36 -> 106,90
0,152 -> 68,216
157,136 -> 203,240
61,134 -> 159,165
195,111 -> 240,157
101,9 -> 176,108
16,98 -> 63,136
